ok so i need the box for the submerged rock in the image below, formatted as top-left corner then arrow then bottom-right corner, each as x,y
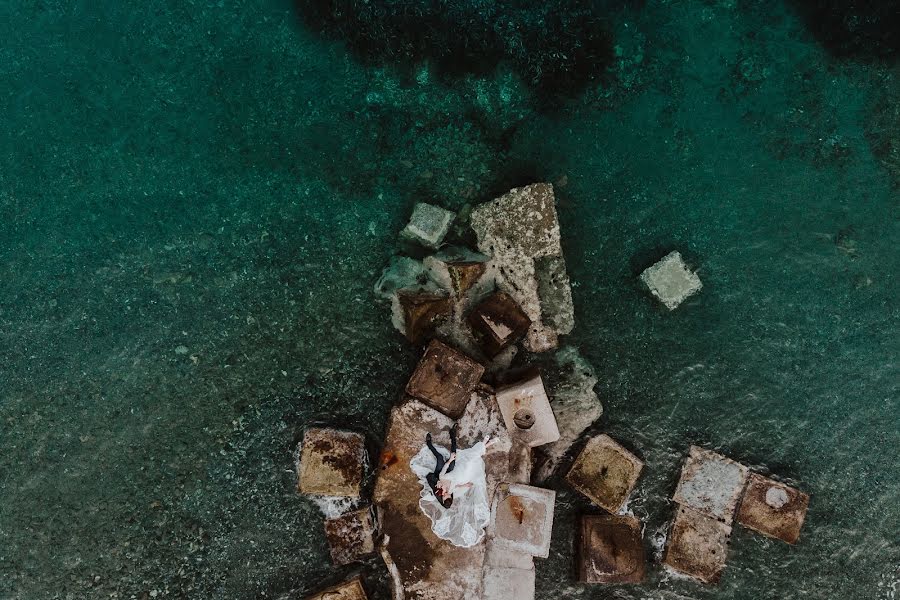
640,251 -> 702,310
576,514 -> 645,584
400,202 -> 455,249
470,183 -> 575,352
323,507 -> 377,565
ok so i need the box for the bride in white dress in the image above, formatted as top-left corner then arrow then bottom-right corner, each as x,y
409,431 -> 493,548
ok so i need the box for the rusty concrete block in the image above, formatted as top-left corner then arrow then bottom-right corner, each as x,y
663,506 -> 731,585
400,202 -> 455,249
467,291 -> 532,357
566,434 -> 644,514
577,514 -> 645,584
640,251 -> 702,310
305,575 -> 367,600
737,473 -> 809,544
673,446 -> 749,523
298,428 -> 365,498
396,289 -> 451,344
496,371 -> 560,448
323,507 -> 377,565
489,483 -> 556,558
405,339 -> 485,419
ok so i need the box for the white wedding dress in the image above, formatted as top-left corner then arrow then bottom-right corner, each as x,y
409,440 -> 490,548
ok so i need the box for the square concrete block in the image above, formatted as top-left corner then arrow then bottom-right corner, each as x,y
298,428 -> 365,498
640,251 -> 702,310
482,565 -> 535,600
566,434 -> 644,513
737,473 -> 810,544
405,339 -> 485,419
396,289 -> 451,344
467,291 -> 531,357
400,202 -> 455,249
323,507 -> 376,565
673,446 -> 749,523
305,576 -> 367,600
496,372 -> 560,448
577,514 -> 645,584
663,506 -> 731,585
490,483 -> 556,558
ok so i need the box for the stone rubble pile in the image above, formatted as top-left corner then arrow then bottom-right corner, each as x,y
293,184 -> 808,598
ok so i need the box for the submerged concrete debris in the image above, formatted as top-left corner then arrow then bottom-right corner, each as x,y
470,183 -> 575,352
640,251 -> 702,310
577,514 -> 645,584
566,434 -> 644,514
405,339 -> 485,419
304,575 -> 368,600
489,483 -> 556,559
737,473 -> 810,544
297,428 -> 366,498
401,202 -> 455,249
323,506 -> 377,565
673,446 -> 749,523
496,371 -> 561,448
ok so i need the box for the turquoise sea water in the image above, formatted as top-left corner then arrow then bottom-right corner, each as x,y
0,1 -> 897,598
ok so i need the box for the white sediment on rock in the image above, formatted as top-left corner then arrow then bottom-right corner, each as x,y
470,183 -> 575,352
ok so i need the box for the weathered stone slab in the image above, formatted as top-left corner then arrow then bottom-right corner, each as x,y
577,514 -> 645,584
737,473 -> 809,544
323,507 -> 376,565
566,434 -> 643,514
401,202 -> 455,249
467,291 -> 531,357
496,371 -> 560,448
534,254 -> 574,335
298,428 -> 365,498
489,483 -> 556,558
405,340 -> 485,420
673,446 -> 749,523
470,183 -> 573,352
640,251 -> 702,310
534,346 -> 603,483
481,565 -> 536,600
305,575 -> 368,599
663,506 -> 731,585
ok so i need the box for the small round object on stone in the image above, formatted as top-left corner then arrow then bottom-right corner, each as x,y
513,409 -> 536,430
765,485 -> 789,509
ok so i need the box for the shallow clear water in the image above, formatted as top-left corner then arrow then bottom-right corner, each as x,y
0,1 -> 897,599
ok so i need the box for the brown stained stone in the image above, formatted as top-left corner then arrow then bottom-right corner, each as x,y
673,446 -> 750,523
663,506 -> 732,585
323,507 -> 377,565
490,483 -> 556,558
447,260 -> 487,295
397,290 -> 451,344
495,371 -> 560,448
737,473 -> 810,544
467,291 -> 531,357
566,434 -> 643,514
405,339 -> 485,419
577,515 -> 645,584
298,428 -> 365,498
305,576 -> 368,600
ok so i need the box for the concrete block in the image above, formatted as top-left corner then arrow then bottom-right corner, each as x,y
323,507 -> 376,565
577,514 -> 645,584
663,506 -> 731,585
640,251 -> 702,310
423,246 -> 490,295
490,483 -> 556,558
305,576 -> 367,600
566,434 -> 643,513
298,428 -> 365,498
396,289 -> 451,344
483,538 -> 535,570
405,339 -> 485,419
467,291 -> 531,357
400,202 -> 455,249
482,565 -> 535,600
673,446 -> 749,523
737,473 -> 809,544
496,371 -> 560,448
